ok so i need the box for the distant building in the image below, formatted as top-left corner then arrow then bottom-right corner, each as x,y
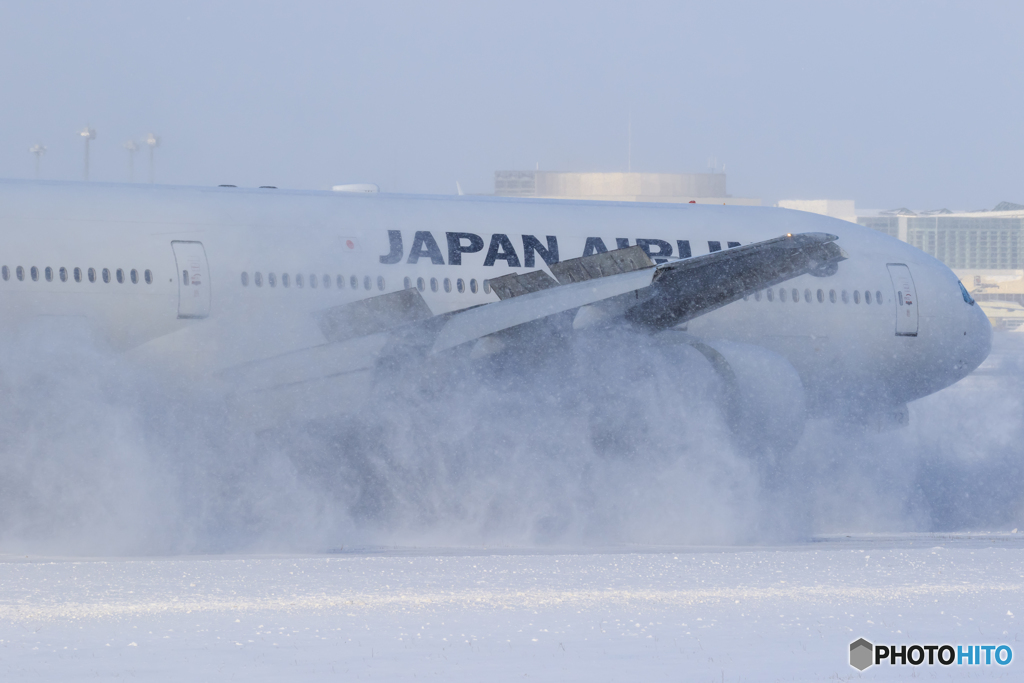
960,270 -> 1024,303
776,199 -> 857,224
953,268 -> 1024,329
856,209 -> 914,240
858,204 -> 1024,270
493,171 -> 758,205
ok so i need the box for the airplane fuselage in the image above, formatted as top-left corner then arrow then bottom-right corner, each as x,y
0,180 -> 991,417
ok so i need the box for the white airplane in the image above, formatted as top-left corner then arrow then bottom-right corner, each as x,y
0,180 -> 991,436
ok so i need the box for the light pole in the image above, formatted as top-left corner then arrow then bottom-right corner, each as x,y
145,133 -> 160,184
29,144 -> 46,179
123,140 -> 139,182
80,127 -> 96,181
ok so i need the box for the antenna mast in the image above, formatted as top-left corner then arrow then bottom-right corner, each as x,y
123,140 -> 139,182
145,133 -> 160,184
80,127 -> 96,181
29,144 -> 46,179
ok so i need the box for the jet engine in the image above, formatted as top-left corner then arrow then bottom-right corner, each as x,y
683,337 -> 807,458
582,330 -> 807,463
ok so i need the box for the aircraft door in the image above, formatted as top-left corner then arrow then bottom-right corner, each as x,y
171,241 -> 211,319
887,263 -> 918,336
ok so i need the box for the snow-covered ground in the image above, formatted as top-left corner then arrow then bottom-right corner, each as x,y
1,534 -> 1021,681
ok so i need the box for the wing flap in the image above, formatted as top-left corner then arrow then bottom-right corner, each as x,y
316,288 -> 433,343
488,269 -> 559,300
550,245 -> 654,283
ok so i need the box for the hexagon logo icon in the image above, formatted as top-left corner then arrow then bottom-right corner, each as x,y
850,638 -> 874,671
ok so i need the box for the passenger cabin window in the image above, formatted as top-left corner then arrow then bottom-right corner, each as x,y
116,268 -> 124,284
876,290 -> 883,304
102,268 -> 111,283
417,277 -> 425,291
363,276 -> 371,290
779,288 -> 787,302
130,269 -> 138,284
792,288 -> 799,303
254,272 -> 263,287
45,267 -> 53,282
88,268 -> 96,283
60,267 -> 68,282
296,273 -> 304,288
16,266 -> 24,281
323,275 -> 331,289
74,267 -> 82,282
377,276 -> 385,291
443,278 -> 452,293
853,290 -> 860,304
282,273 -> 290,288
268,273 -> 276,287
829,289 -> 837,303
864,290 -> 871,304
816,289 -> 824,303
841,290 -> 849,303
309,274 -> 317,289
430,277 -> 438,292
1,266 -> 7,281
483,279 -> 491,294
350,275 -> 358,289
457,278 -> 465,293
766,288 -> 774,302
754,290 -> 761,301
144,270 -> 153,284
337,275 -> 344,289
241,272 -> 249,286
470,279 -> 478,294
30,266 -> 38,281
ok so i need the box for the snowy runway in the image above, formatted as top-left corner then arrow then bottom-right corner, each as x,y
1,534 -> 1021,681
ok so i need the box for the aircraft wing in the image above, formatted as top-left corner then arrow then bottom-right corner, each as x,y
432,231 -> 843,352
221,232 -> 843,425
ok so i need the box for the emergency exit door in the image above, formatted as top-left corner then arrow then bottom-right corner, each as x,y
887,263 -> 918,336
171,241 -> 211,319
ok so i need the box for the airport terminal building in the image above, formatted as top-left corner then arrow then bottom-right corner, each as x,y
857,203 -> 1024,271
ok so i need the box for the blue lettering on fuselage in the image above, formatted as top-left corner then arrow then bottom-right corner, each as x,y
375,232 -> 741,266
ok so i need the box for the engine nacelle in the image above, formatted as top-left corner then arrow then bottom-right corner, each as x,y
692,338 -> 806,456
645,334 -> 807,460
579,329 -> 806,462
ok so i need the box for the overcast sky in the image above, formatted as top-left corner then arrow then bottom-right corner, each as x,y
0,1 -> 1020,208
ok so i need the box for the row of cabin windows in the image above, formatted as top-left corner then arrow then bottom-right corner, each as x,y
746,287 -> 885,305
240,271 -> 496,296
403,276 -> 491,295
1,265 -> 153,284
241,272 -> 387,291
